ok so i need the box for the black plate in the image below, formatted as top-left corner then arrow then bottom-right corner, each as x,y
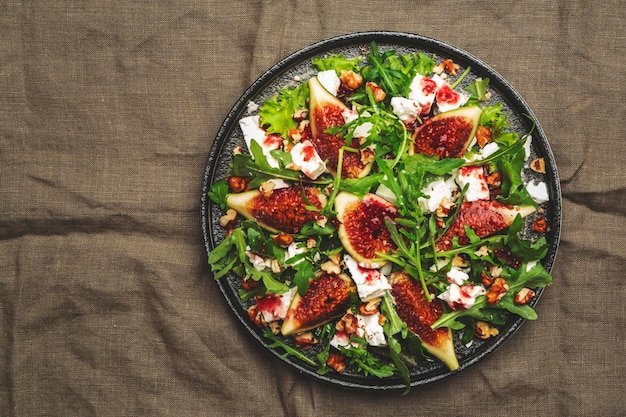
200,31 -> 561,391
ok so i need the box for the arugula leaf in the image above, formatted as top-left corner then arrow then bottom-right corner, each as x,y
312,54 -> 361,72
293,259 -> 315,295
465,77 -> 490,101
259,82 -> 309,138
315,323 -> 335,375
208,228 -> 247,279
505,215 -> 549,261
339,173 -> 384,196
264,327 -> 317,366
339,339 -> 397,378
207,180 -> 229,211
496,142 -> 536,206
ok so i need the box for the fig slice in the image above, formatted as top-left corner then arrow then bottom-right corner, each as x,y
308,76 -> 373,178
281,272 -> 355,336
436,200 -> 536,251
389,271 -> 459,371
226,185 -> 326,234
335,192 -> 399,268
410,106 -> 482,159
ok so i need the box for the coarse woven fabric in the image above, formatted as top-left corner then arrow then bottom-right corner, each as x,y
1,1 -> 625,416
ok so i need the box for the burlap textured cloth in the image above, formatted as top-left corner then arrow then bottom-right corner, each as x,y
1,1 -> 624,416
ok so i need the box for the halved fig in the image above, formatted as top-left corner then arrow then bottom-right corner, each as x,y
226,185 -> 326,234
436,200 -> 536,251
389,271 -> 459,371
281,272 -> 355,336
410,106 -> 482,159
308,76 -> 373,178
335,192 -> 398,267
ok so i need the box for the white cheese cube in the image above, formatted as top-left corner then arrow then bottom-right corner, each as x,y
239,115 -> 281,168
526,180 -> 549,203
456,166 -> 490,202
290,139 -> 326,180
418,176 -> 458,213
317,70 -> 341,96
344,254 -> 392,302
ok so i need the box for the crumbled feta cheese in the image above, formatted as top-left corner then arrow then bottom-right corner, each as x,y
436,84 -> 469,113
330,312 -> 387,348
246,248 -> 272,271
408,74 -> 444,114
480,142 -> 500,159
285,242 -> 306,266
342,107 -> 358,123
239,115 -> 281,168
246,100 -> 259,113
353,121 -> 373,138
290,139 -> 326,180
265,178 -> 290,189
358,313 -> 387,347
317,69 -> 341,96
390,96 -> 421,122
256,287 -> 296,322
456,166 -> 490,202
526,180 -> 550,203
344,255 -> 392,302
523,135 -> 533,160
418,176 -> 458,213
438,283 -> 487,310
446,266 -> 470,285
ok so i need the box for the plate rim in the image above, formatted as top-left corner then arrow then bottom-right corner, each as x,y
200,31 -> 562,391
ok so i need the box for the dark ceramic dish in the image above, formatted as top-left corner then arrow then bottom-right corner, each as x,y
200,31 -> 561,391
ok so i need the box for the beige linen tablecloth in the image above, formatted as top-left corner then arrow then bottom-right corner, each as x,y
1,1 -> 624,416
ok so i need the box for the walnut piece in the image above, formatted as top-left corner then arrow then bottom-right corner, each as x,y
486,277 -> 509,304
219,208 -> 238,228
475,320 -> 500,339
514,288 -> 536,305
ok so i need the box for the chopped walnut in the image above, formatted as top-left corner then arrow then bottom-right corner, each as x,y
452,254 -> 469,268
288,128 -> 302,143
474,245 -> 490,257
259,181 -> 276,198
247,305 -> 267,328
306,238 -> 317,249
532,217 -> 548,233
514,288 -> 536,305
270,259 -> 282,274
293,108 -> 308,121
227,176 -> 248,193
219,208 -> 238,228
358,298 -> 381,316
366,82 -> 386,102
326,353 -> 347,374
480,271 -> 495,287
272,232 -> 294,248
320,260 -> 342,274
530,157 -> 546,174
293,331 -> 318,349
336,313 -> 359,334
241,277 -> 260,291
435,58 -> 460,75
486,277 -> 509,304
489,265 -> 503,277
487,171 -> 502,188
340,70 -> 364,90
360,146 -> 375,164
475,125 -> 492,148
475,320 -> 500,339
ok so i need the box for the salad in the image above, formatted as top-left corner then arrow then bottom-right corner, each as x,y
207,41 -> 553,390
